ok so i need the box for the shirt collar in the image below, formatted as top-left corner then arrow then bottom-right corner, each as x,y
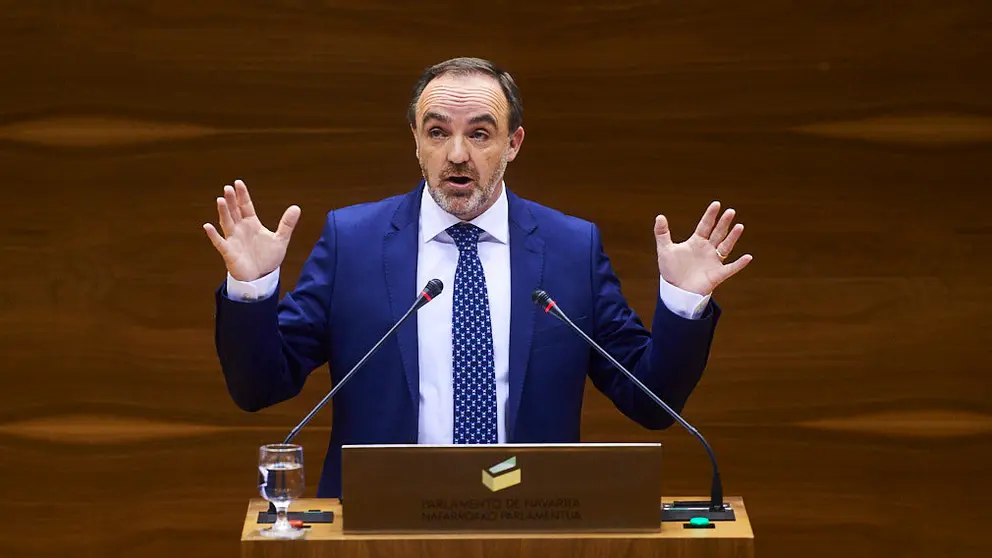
420,182 -> 509,245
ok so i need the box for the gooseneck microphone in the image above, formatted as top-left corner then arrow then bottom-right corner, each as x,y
531,289 -> 731,520
281,279 -> 444,445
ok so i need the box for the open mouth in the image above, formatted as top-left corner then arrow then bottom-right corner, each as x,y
445,176 -> 473,185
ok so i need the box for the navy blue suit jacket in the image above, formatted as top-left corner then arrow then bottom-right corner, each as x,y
214,183 -> 721,497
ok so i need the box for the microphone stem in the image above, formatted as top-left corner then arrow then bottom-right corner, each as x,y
557,311 -> 724,511
282,300 -> 421,444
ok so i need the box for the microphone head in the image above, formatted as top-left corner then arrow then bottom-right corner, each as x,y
531,289 -> 553,308
423,278 -> 444,299
532,289 -> 566,321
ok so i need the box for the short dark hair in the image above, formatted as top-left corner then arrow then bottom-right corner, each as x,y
407,57 -> 523,134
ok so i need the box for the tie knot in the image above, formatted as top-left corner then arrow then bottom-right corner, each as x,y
447,223 -> 482,252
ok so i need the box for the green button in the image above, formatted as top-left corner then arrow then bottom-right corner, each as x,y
689,517 -> 710,527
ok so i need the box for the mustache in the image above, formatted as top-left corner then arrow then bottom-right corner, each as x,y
440,165 -> 478,180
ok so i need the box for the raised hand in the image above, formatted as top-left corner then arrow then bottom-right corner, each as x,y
654,201 -> 753,296
203,179 -> 301,282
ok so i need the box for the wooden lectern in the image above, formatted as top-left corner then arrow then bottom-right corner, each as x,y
241,444 -> 753,557
240,496 -> 754,558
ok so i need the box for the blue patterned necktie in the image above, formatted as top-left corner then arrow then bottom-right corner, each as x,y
447,223 -> 498,444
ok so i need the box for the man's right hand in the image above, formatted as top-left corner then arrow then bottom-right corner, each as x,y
203,179 -> 301,282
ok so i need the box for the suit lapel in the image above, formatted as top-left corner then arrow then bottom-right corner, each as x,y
384,183 -> 424,407
506,189 -> 544,441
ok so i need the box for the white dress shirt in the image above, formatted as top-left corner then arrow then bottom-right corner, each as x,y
225,183 -> 711,444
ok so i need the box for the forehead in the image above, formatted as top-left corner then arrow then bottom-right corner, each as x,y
417,73 -> 509,126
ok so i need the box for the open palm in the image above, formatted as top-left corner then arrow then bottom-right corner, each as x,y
203,180 -> 301,282
655,201 -> 752,296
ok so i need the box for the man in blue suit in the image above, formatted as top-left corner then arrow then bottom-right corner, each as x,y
203,58 -> 752,498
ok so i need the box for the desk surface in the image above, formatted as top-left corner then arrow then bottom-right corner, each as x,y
241,496 -> 753,541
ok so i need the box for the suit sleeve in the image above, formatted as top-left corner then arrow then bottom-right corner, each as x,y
585,223 -> 721,429
213,211 -> 338,412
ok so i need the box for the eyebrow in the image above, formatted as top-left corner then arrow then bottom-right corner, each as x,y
468,114 -> 498,128
422,111 -> 498,129
422,111 -> 451,126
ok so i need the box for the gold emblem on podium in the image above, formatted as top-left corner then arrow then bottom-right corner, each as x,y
482,456 -> 521,492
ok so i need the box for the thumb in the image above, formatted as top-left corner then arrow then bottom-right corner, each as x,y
654,215 -> 673,249
275,205 -> 301,241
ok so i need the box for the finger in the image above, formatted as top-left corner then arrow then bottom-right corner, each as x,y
224,185 -> 242,222
203,223 -> 229,256
714,254 -> 753,284
216,197 -> 235,235
693,201 -> 721,239
654,214 -> 673,249
716,223 -> 744,256
275,205 -> 302,241
234,179 -> 257,218
709,208 -> 736,246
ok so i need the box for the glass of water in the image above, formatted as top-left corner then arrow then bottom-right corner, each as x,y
258,443 -> 306,539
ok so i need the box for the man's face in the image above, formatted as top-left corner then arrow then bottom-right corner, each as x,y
413,72 -> 524,220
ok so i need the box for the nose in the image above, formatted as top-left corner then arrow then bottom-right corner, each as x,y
447,135 -> 470,165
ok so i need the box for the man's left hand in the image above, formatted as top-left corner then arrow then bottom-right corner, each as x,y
654,201 -> 753,296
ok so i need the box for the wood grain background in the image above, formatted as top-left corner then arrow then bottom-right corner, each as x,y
1,1 -> 990,556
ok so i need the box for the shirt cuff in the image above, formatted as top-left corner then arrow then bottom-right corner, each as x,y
658,275 -> 710,320
225,267 -> 280,302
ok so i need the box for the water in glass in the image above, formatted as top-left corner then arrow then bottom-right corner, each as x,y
258,443 -> 306,539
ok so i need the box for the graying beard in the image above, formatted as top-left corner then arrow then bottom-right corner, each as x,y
423,151 -> 508,218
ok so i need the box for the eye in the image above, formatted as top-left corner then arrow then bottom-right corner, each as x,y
471,130 -> 490,141
428,127 -> 446,139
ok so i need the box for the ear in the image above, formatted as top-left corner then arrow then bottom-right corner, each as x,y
410,124 -> 419,158
506,126 -> 525,162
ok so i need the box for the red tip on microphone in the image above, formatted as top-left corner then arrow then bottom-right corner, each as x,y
544,300 -> 555,313
422,291 -> 433,302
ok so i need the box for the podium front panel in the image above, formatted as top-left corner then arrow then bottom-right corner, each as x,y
340,443 -> 663,533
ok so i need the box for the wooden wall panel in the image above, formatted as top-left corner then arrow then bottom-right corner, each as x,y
0,1 -> 989,556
